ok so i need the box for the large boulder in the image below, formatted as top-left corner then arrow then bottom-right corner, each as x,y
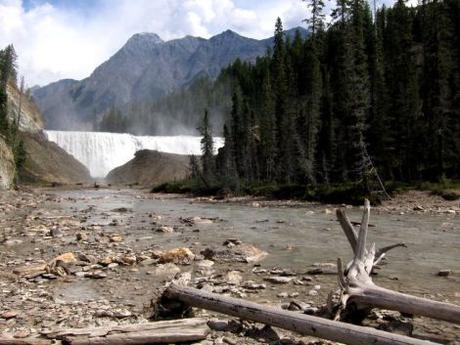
106,149 -> 189,187
0,135 -> 15,190
19,132 -> 91,185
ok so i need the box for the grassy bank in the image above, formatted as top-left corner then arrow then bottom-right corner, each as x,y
152,178 -> 460,205
152,179 -> 380,205
388,179 -> 460,201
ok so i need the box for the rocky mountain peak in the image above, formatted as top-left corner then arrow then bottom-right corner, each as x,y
123,32 -> 163,51
33,27 -> 309,131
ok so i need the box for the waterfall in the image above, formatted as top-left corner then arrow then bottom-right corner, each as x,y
45,130 -> 224,178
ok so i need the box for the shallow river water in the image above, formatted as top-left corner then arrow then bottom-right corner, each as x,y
53,188 -> 459,300
4,188 -> 457,343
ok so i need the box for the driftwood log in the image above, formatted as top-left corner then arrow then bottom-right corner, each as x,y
336,200 -> 460,324
160,200 -> 460,344
0,319 -> 209,345
0,340 -> 52,345
41,318 -> 209,345
163,284 -> 437,345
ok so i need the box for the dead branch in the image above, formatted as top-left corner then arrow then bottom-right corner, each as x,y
336,199 -> 460,324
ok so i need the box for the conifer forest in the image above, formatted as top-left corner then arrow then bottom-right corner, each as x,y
191,0 -> 460,196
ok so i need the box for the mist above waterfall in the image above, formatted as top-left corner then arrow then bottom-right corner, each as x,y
45,130 -> 224,178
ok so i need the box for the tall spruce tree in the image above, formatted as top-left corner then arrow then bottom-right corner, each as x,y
385,0 -> 421,180
199,109 -> 215,181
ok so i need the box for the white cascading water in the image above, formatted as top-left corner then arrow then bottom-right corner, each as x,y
45,130 -> 224,178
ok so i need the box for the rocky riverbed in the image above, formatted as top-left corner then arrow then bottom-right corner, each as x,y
0,187 -> 459,344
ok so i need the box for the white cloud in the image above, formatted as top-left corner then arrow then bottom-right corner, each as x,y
0,0 -> 402,87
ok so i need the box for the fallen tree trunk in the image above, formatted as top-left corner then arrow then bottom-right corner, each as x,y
41,318 -> 209,345
0,340 -> 51,345
336,200 -> 460,324
163,284 -> 438,345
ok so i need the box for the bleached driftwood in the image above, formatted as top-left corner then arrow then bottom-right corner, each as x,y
163,284 -> 438,345
41,318 -> 209,345
336,200 -> 460,324
0,339 -> 52,345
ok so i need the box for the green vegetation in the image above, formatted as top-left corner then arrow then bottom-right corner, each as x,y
0,44 -> 26,184
159,0 -> 460,203
98,75 -> 233,135
98,107 -> 129,133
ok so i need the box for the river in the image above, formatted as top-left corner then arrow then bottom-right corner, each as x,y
1,187 -> 458,343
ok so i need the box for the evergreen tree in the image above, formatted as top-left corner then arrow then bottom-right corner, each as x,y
0,46 -> 17,137
208,1 -> 460,193
304,0 -> 325,35
188,155 -> 200,179
199,109 -> 215,181
259,71 -> 276,180
384,0 -> 421,180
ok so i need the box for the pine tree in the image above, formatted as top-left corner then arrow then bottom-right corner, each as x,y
188,155 -> 200,179
199,109 -> 215,181
301,0 -> 325,185
259,71 -> 276,180
304,0 -> 325,35
420,0 -> 459,180
385,0 -> 421,180
348,0 -> 371,181
366,8 -> 391,178
0,46 -> 17,138
271,18 -> 291,182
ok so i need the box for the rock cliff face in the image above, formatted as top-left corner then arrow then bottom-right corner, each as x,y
3,82 -> 91,186
0,135 -> 15,190
19,132 -> 91,185
33,28 -> 308,130
7,82 -> 44,133
106,150 -> 189,187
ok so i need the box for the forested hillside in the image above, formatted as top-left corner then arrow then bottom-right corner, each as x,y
190,0 -> 460,196
0,45 -> 26,184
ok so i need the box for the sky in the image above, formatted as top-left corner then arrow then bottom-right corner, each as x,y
0,0 -> 400,87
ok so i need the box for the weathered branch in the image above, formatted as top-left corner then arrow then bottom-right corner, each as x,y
337,199 -> 460,324
374,243 -> 407,265
163,285 -> 438,345
336,208 -> 358,254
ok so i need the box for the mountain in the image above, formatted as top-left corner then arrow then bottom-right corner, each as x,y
32,27 -> 308,131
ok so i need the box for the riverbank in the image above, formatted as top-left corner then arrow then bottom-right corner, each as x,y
0,187 -> 458,344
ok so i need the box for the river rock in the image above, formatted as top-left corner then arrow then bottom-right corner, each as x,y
226,270 -> 243,285
153,247 -> 195,265
3,238 -> 23,246
201,243 -> 267,263
193,216 -> 213,224
109,235 -> 124,242
76,232 -> 88,241
223,238 -> 242,247
1,310 -> 19,319
207,319 -> 242,333
50,252 -> 77,264
438,269 -> 451,277
196,259 -> 215,268
242,281 -> 266,290
149,263 -> 181,277
264,276 -> 292,284
157,225 -> 174,233
49,228 -> 63,237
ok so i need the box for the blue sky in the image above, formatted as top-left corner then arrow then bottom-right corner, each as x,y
1,0 -> 400,86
